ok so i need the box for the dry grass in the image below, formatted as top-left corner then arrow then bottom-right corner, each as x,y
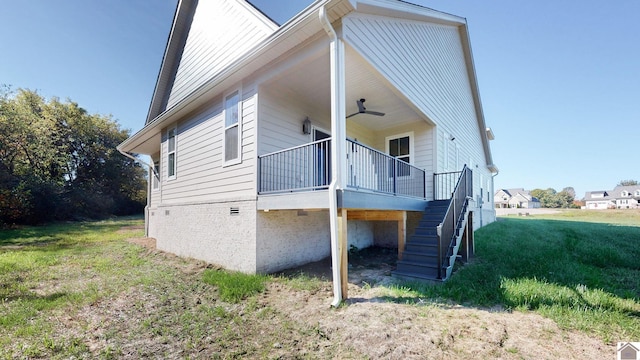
0,215 -> 628,359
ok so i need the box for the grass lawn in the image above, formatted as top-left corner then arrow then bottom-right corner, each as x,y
392,209 -> 640,343
0,210 -> 638,358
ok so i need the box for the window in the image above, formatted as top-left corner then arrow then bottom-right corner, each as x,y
636,190 -> 640,197
152,161 -> 160,190
224,89 -> 242,165
622,190 -> 629,197
167,126 -> 176,179
386,132 -> 413,177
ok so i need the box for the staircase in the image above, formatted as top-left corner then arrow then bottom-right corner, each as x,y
393,166 -> 473,282
393,200 -> 450,280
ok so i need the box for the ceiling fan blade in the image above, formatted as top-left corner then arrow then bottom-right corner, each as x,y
346,98 -> 384,118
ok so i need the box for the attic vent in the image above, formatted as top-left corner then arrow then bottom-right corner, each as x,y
230,207 -> 240,216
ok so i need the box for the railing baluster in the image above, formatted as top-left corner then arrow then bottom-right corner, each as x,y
256,138 -> 426,197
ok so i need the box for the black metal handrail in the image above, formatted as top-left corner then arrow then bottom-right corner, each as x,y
258,138 -> 331,194
433,170 -> 462,200
257,138 -> 426,198
436,165 -> 472,279
346,139 -> 425,198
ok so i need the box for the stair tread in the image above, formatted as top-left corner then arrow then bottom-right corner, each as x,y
404,252 -> 437,257
392,270 -> 440,281
403,248 -> 437,254
407,242 -> 438,248
396,259 -> 440,268
409,237 -> 438,242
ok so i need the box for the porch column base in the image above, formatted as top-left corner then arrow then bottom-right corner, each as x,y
337,208 -> 348,299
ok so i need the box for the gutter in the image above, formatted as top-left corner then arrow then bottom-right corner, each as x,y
320,5 -> 344,308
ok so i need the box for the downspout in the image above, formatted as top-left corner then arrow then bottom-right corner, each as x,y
491,168 -> 499,220
117,148 -> 158,237
320,6 -> 346,308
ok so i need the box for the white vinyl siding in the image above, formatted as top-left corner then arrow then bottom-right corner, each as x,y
158,86 -> 257,204
166,1 -> 275,109
258,85 -> 331,156
343,13 -> 491,201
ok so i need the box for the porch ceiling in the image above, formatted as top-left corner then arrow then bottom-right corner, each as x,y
262,44 -> 424,132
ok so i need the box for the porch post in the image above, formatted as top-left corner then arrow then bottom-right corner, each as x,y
398,211 -> 406,260
321,6 -> 347,306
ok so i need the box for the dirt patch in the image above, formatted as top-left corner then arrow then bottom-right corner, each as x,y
117,224 -> 145,233
126,236 -> 156,250
277,246 -> 398,286
264,279 -> 613,359
271,246 -> 614,359
74,240 -> 613,359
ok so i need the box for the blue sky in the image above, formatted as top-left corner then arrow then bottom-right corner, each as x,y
1,0 -> 638,199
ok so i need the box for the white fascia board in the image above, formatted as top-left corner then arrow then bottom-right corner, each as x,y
458,22 -> 495,169
352,0 -> 465,26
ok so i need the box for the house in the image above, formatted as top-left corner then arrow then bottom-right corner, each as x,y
583,190 -> 613,209
584,186 -> 640,210
611,185 -> 640,209
117,0 -> 498,304
494,188 -> 540,209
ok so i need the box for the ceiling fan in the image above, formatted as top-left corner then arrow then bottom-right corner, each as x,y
346,98 -> 385,118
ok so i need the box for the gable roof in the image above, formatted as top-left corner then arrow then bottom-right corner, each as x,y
611,185 -> 640,199
584,185 -> 640,201
495,188 -> 538,202
146,0 -> 279,124
120,0 -> 495,172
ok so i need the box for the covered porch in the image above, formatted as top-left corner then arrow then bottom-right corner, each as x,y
254,8 -> 448,304
257,137 -> 428,211
256,36 -> 438,211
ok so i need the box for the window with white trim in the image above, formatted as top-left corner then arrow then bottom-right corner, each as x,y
223,89 -> 242,165
386,132 -> 414,177
152,161 -> 160,190
635,190 -> 640,197
167,126 -> 177,179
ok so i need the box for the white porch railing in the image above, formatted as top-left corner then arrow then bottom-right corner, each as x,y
258,138 -> 426,198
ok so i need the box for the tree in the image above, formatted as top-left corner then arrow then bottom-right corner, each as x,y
0,87 -> 146,225
562,187 -> 576,199
530,187 -> 576,208
618,179 -> 638,186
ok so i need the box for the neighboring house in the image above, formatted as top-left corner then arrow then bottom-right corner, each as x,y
584,186 -> 640,210
583,190 -> 613,209
118,0 -> 498,303
494,189 -> 541,209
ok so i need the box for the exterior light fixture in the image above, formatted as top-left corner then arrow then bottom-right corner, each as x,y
302,117 -> 311,135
